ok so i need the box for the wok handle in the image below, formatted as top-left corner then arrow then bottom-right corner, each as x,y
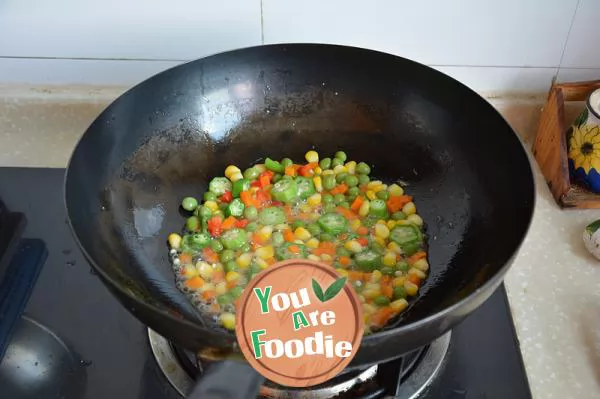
187,360 -> 264,399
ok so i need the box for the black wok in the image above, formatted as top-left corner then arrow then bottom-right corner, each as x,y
64,44 -> 535,397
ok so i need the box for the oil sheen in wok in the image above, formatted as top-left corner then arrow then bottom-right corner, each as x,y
167,150 -> 429,334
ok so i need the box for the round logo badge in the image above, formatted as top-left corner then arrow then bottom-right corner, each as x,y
235,259 -> 364,388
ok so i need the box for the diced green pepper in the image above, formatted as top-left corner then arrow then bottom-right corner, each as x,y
225,198 -> 245,217
265,157 -> 285,173
295,177 -> 316,199
259,207 -> 286,225
217,294 -> 233,305
230,286 -> 244,298
354,250 -> 381,272
243,167 -> 260,180
275,243 -> 308,261
390,225 -> 423,256
186,216 -> 200,231
281,158 -> 293,168
209,177 -> 232,196
220,228 -> 248,250
183,232 -> 211,251
232,179 -> 251,198
271,179 -> 298,203
210,239 -> 224,253
317,213 -> 348,236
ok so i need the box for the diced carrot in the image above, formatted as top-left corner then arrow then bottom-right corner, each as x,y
179,252 -> 193,265
288,245 -> 301,254
285,166 -> 296,177
313,242 -> 336,256
371,307 -> 396,327
266,257 -> 276,265
283,230 -> 295,242
408,251 -> 427,264
202,290 -> 216,300
356,226 -> 369,236
386,195 -> 413,213
212,270 -> 225,283
348,271 -> 365,281
259,174 -> 271,188
226,280 -> 238,289
335,206 -> 358,220
298,162 -> 318,177
408,274 -> 421,286
184,276 -> 204,289
330,184 -> 348,195
350,196 -> 364,212
357,237 -> 369,247
359,184 -> 368,193
222,216 -> 237,230
210,303 -> 221,312
339,256 -> 351,266
235,219 -> 249,228
381,281 -> 394,298
203,248 -> 219,264
255,190 -> 271,208
240,191 -> 256,207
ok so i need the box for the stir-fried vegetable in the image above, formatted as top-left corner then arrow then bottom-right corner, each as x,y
168,150 -> 429,334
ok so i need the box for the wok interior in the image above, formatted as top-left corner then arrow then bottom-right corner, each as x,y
65,44 -> 534,335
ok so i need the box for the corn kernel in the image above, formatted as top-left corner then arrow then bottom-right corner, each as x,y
213,263 -> 224,272
345,161 -> 357,174
372,184 -> 385,193
374,224 -> 390,239
250,186 -> 259,194
224,165 -> 241,179
390,298 -> 409,312
294,239 -> 304,244
168,233 -> 182,249
225,271 -> 240,283
395,220 -> 412,226
204,201 -> 219,212
358,201 -> 370,217
408,268 -> 427,279
366,190 -> 377,200
363,303 -> 377,315
383,251 -> 397,266
407,214 -> 423,226
236,253 -> 253,269
215,281 -> 227,295
344,240 -> 363,253
294,227 -> 312,241
196,261 -> 214,280
307,193 -> 322,206
256,245 -> 274,259
336,268 -> 349,277
183,264 -> 199,278
374,236 -> 386,247
393,276 -> 407,287
314,166 -> 322,175
255,258 -> 269,269
220,312 -> 236,330
376,219 -> 386,225
313,176 -> 323,192
305,150 -> 319,163
306,238 -> 320,249
308,254 -> 321,262
350,219 -> 361,231
370,270 -> 382,283
386,220 -> 397,229
257,226 -> 273,241
274,223 -> 288,231
320,254 -> 333,262
300,204 -> 311,213
333,165 -> 347,174
362,289 -> 381,300
404,281 -> 419,296
388,184 -> 404,196
413,258 -> 429,272
387,242 -> 402,254
402,201 -> 416,215
322,170 -> 334,176
230,172 -> 244,182
254,164 -> 266,173
367,180 -> 383,189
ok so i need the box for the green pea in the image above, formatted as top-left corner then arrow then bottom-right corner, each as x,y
358,174 -> 370,185
381,267 -> 395,276
249,263 -> 262,275
241,243 -> 252,253
323,203 -> 336,212
281,158 -> 293,168
322,194 -> 334,204
337,247 -> 351,257
182,197 -> 198,211
230,286 -> 244,298
292,220 -> 305,230
319,158 -> 332,170
272,173 -> 282,183
320,233 -> 334,242
392,211 -> 407,220
397,261 -> 409,272
243,167 -> 260,180
345,175 -> 359,187
356,162 -> 371,175
352,280 -> 364,293
374,296 -> 390,306
244,206 -> 258,220
348,187 -> 360,197
331,158 -> 343,168
225,260 -> 238,273
186,216 -> 200,231
220,249 -> 235,263
307,223 -> 322,236
272,231 -> 285,247
334,194 -> 346,204
336,172 -> 348,183
210,240 -> 223,252
217,294 -> 233,305
323,175 -> 336,191
339,201 -> 350,209
376,190 -> 390,200
394,287 -> 407,299
203,192 -> 217,202
335,151 -> 347,162
196,206 -> 212,219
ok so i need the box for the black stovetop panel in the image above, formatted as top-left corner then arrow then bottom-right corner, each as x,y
0,167 -> 532,399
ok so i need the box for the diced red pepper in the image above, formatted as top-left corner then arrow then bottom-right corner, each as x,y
255,190 -> 271,207
207,216 -> 223,237
298,162 -> 318,177
258,171 -> 274,188
271,201 -> 282,207
220,191 -> 233,203
235,219 -> 249,228
251,180 -> 261,188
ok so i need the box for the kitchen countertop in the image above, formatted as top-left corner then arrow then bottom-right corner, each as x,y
1,85 -> 599,399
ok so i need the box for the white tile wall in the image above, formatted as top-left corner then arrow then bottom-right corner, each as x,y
0,0 -> 597,92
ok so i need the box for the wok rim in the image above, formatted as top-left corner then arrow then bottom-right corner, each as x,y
63,42 -> 537,351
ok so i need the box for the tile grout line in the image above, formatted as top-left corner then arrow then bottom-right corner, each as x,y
555,0 -> 582,79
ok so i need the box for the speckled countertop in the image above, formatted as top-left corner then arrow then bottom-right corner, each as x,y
1,85 -> 599,399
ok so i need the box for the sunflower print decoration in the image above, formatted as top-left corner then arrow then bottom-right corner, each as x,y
567,107 -> 600,193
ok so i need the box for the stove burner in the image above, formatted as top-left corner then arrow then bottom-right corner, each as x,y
148,329 -> 451,398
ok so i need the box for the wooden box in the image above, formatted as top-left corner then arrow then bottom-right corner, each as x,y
533,79 -> 600,209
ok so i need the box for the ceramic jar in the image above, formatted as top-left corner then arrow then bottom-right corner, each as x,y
567,88 -> 600,193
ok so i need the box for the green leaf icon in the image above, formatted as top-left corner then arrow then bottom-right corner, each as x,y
312,279 -> 325,302
323,277 -> 347,302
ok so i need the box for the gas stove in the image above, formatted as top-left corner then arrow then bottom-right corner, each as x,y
0,167 -> 532,398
